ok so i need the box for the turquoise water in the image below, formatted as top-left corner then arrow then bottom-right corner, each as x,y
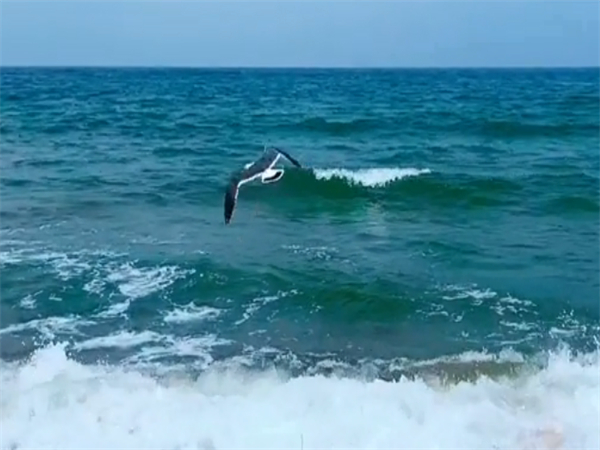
1,67 -> 599,449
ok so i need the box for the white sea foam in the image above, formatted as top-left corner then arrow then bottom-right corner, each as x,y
0,247 -> 122,279
282,244 -> 338,261
0,315 -> 94,338
94,263 -> 196,318
70,330 -> 231,370
0,249 -> 91,279
235,290 -> 298,326
313,167 -> 431,187
105,263 -> 194,299
0,246 -> 188,314
18,293 -> 39,310
73,330 -> 165,351
1,246 -> 198,318
0,247 -> 30,265
164,304 -> 222,324
441,284 -> 536,314
122,335 -> 231,370
0,344 -> 597,450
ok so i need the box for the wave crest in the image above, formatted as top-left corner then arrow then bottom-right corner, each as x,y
272,166 -> 517,209
313,167 -> 432,187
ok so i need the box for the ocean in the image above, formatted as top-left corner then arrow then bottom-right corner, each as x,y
0,67 -> 599,449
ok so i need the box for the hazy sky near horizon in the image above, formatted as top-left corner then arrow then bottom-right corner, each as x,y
1,1 -> 598,67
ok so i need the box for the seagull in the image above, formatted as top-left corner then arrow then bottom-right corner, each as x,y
224,146 -> 302,224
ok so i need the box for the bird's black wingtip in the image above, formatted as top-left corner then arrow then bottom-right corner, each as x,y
224,182 -> 238,225
273,146 -> 302,168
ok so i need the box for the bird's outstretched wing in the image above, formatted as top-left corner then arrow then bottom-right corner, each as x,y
273,147 -> 302,168
224,177 -> 240,224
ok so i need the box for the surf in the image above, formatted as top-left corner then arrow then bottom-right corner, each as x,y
1,343 -> 597,450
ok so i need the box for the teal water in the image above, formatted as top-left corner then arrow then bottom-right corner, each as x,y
1,68 -> 599,449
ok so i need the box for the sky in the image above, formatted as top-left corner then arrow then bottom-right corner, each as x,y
1,1 -> 598,68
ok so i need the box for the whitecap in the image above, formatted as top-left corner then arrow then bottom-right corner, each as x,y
313,167 -> 431,187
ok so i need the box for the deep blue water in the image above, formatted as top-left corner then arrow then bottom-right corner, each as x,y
1,67 -> 599,374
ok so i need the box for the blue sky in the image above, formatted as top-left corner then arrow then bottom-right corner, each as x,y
1,1 -> 598,67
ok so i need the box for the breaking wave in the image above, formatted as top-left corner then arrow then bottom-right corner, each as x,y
0,343 -> 598,450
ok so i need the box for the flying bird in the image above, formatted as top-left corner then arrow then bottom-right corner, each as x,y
224,146 -> 302,224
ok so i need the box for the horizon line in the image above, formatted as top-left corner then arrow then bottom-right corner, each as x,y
1,64 -> 599,70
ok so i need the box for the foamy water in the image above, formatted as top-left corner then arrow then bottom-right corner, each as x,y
163,304 -> 222,324
1,344 -> 597,450
313,167 -> 431,187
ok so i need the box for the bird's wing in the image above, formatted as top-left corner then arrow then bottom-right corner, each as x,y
273,147 -> 302,168
224,177 -> 241,224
